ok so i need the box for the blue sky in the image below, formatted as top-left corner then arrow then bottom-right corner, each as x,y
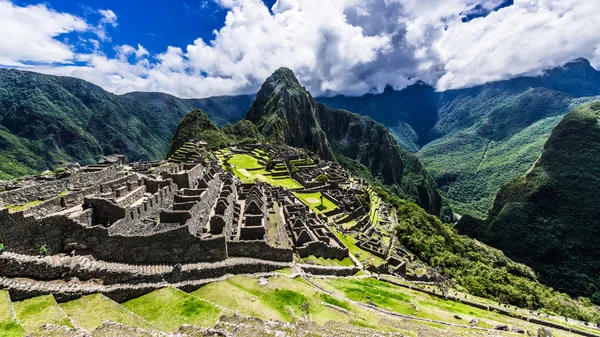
1,0 -> 598,98
12,0 -> 273,59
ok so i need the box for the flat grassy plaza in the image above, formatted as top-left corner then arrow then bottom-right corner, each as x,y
223,153 -> 303,189
293,191 -> 338,214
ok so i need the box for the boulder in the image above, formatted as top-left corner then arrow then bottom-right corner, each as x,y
469,318 -> 479,327
512,326 -> 525,334
494,325 -> 509,331
453,314 -> 462,320
537,327 -> 553,337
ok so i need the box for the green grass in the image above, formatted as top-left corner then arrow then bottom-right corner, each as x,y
192,275 -> 357,325
226,153 -> 303,189
301,256 -> 354,267
5,200 -> 44,213
60,294 -> 153,331
13,295 -> 73,333
123,287 -> 222,332
312,277 -> 582,333
228,154 -> 263,170
330,228 -> 384,267
293,192 -> 338,214
0,290 -> 24,337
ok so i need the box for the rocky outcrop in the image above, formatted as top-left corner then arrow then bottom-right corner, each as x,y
245,68 -> 334,160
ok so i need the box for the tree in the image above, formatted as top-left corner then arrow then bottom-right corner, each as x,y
315,174 -> 329,183
428,267 -> 455,298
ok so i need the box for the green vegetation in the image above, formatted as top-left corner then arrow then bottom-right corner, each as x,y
393,194 -> 600,322
0,68 -> 252,179
0,290 -> 24,337
330,228 -> 384,267
225,153 -> 303,189
458,102 -> 600,307
193,276 -> 314,322
293,192 -> 338,214
301,256 -> 354,267
60,294 -> 153,331
5,200 -> 44,213
123,287 -> 221,332
13,295 -> 73,332
244,67 -> 449,219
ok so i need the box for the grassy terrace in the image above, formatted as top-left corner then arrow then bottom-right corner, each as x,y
60,294 -> 154,331
311,277 -> 583,336
330,227 -> 384,267
2,276 -> 590,336
192,275 -> 384,328
366,186 -> 381,225
13,295 -> 73,333
123,287 -> 222,332
293,191 -> 338,215
300,255 -> 355,267
0,290 -> 24,337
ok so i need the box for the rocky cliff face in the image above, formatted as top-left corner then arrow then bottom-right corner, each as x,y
457,101 -> 600,302
245,68 -> 334,160
245,68 -> 448,218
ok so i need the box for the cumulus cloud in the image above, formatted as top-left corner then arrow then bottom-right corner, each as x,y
0,0 -> 87,65
2,0 -> 600,98
434,0 -> 600,90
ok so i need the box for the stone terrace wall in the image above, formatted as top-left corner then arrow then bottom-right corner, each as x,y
227,241 -> 293,262
0,210 -> 227,264
300,264 -> 359,277
0,252 -> 288,286
296,241 -> 349,260
0,167 -> 121,207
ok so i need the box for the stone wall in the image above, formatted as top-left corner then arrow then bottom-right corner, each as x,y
187,177 -> 222,235
227,240 -> 293,262
0,210 -> 227,264
163,164 -> 204,189
296,241 -> 348,260
299,264 -> 359,277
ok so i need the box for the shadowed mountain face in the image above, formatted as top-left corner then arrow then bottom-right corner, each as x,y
322,59 -> 600,216
245,68 -> 449,218
245,68 -> 334,160
457,101 -> 600,301
0,68 -> 253,179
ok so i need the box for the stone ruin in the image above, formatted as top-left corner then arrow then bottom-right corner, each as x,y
0,141 -> 363,301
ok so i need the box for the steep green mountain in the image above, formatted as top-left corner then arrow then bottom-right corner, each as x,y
0,68 -> 252,179
317,83 -> 438,152
321,59 -> 600,216
245,68 -> 448,218
457,101 -> 600,302
245,68 -> 334,160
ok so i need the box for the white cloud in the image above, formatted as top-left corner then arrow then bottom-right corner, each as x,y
435,0 -> 600,90
94,9 -> 118,41
0,0 -> 87,65
2,0 -> 600,98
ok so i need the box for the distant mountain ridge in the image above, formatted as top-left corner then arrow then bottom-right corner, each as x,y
0,68 -> 253,179
321,58 -> 600,216
457,101 -> 600,302
2,59 -> 600,217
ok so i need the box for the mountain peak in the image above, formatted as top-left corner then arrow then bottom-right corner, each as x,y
265,67 -> 302,89
245,67 -> 334,160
